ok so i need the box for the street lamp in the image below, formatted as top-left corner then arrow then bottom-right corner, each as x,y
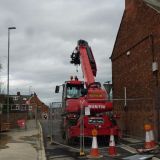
7,26 -> 16,122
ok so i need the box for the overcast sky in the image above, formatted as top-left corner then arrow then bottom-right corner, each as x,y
0,0 -> 124,104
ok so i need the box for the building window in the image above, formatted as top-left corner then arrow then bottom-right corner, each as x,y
13,96 -> 18,101
21,105 -> 27,111
29,106 -> 32,111
11,105 -> 20,110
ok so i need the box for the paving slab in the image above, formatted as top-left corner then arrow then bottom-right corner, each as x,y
0,120 -> 45,160
0,143 -> 37,160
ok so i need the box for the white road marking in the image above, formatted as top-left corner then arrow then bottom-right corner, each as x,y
120,144 -> 138,154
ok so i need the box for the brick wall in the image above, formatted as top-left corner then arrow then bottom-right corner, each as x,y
111,0 -> 160,138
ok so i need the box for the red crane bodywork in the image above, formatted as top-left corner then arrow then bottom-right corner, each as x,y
56,40 -> 119,143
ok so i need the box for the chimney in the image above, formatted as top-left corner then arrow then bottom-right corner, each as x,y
17,92 -> 20,96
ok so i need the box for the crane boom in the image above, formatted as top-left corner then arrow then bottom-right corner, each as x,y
70,40 -> 97,86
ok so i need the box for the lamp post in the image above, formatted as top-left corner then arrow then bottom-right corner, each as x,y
7,26 -> 16,122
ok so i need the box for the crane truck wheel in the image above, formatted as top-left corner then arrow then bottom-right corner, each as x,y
64,130 -> 72,145
63,129 -> 76,145
97,135 -> 118,145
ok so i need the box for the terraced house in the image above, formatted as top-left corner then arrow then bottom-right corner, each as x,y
0,92 -> 48,131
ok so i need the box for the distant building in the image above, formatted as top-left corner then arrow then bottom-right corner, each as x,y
0,92 -> 48,130
111,0 -> 160,139
9,92 -> 30,112
0,92 -> 30,129
27,92 -> 49,119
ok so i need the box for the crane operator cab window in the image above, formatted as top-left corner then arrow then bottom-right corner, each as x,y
66,84 -> 84,98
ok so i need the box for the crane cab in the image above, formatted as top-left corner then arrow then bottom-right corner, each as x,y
55,76 -> 85,108
63,77 -> 84,100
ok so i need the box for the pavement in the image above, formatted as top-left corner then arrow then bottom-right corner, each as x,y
120,137 -> 160,160
0,119 -> 46,160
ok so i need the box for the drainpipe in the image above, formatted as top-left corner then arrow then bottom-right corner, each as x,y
150,34 -> 160,141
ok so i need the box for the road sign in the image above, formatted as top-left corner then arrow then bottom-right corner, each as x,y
42,112 -> 48,119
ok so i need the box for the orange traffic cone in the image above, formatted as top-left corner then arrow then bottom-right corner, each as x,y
137,124 -> 157,153
144,124 -> 152,149
149,125 -> 156,148
108,128 -> 117,156
87,129 -> 102,158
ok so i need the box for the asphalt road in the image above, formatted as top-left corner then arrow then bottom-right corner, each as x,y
40,117 -> 137,160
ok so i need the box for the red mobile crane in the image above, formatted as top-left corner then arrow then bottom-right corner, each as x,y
55,40 -> 119,143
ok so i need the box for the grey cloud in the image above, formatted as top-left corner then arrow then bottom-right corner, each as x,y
0,0 -> 124,104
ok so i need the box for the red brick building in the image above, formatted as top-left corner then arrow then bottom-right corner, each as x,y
27,93 -> 49,119
0,92 -> 49,130
111,0 -> 160,139
0,92 -> 30,130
